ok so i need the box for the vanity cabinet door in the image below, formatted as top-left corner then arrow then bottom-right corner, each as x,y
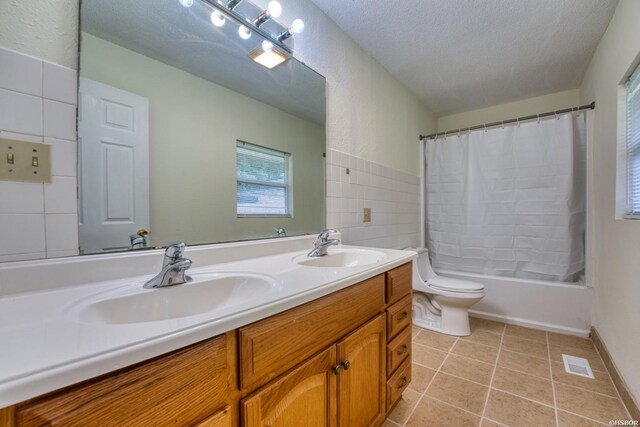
336,314 -> 386,427
242,346 -> 338,427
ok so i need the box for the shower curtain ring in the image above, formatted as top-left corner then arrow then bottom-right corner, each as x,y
484,124 -> 487,132
517,118 -> 520,127
501,120 -> 504,129
537,114 -> 540,124
555,111 -> 559,120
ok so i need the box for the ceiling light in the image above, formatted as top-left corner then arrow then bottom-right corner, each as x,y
249,45 -> 288,69
179,0 -> 194,7
278,18 -> 304,41
210,10 -> 226,27
238,25 -> 252,40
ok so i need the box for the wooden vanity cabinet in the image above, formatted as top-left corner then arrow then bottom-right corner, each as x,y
241,314 -> 386,427
1,262 -> 414,427
12,331 -> 239,427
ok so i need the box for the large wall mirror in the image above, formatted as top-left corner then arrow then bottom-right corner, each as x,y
78,0 -> 326,254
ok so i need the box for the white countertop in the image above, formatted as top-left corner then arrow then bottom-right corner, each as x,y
0,240 -> 415,408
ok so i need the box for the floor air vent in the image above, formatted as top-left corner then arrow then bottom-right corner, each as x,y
562,354 -> 595,379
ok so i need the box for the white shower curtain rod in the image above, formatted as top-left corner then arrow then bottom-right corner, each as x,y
419,101 -> 595,140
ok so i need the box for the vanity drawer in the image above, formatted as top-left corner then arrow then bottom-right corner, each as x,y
239,274 -> 385,391
386,358 -> 411,411
386,262 -> 412,305
386,294 -> 412,341
17,334 -> 234,427
387,326 -> 411,377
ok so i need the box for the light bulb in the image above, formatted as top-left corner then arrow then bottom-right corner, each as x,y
178,0 -> 194,7
262,40 -> 273,52
267,1 -> 282,18
210,10 -> 225,27
290,18 -> 305,34
238,25 -> 252,40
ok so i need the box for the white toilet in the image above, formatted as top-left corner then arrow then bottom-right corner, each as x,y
408,248 -> 485,336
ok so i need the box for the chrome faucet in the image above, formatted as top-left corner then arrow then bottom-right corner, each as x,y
144,242 -> 192,289
307,229 -> 340,257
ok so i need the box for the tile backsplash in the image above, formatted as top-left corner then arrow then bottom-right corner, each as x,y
326,149 -> 421,249
0,46 -> 79,262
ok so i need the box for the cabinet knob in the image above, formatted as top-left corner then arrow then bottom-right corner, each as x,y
342,360 -> 351,370
397,345 -> 408,355
332,365 -> 342,375
397,311 -> 409,320
397,376 -> 407,389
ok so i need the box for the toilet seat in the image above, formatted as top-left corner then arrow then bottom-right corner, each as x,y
427,276 -> 484,294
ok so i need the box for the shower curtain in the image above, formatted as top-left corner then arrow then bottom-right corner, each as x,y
424,112 -> 588,282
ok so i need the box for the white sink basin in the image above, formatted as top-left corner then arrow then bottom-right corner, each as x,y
294,248 -> 386,268
72,272 -> 277,324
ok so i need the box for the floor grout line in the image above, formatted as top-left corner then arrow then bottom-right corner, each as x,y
480,327 -> 503,423
555,381 -> 636,400
555,408 -> 615,426
401,332 -> 457,426
481,416 -> 510,426
489,386 -> 556,409
425,394 -> 487,419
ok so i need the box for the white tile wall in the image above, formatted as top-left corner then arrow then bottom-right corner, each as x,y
0,46 -> 78,261
326,149 -> 421,249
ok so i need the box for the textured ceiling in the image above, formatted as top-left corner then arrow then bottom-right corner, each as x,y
309,0 -> 618,116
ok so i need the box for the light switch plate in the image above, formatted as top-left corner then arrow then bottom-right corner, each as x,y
0,138 -> 52,183
363,207 -> 371,223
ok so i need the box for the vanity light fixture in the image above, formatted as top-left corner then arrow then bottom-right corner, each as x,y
253,1 -> 282,27
225,0 -> 242,10
249,40 -> 288,69
184,0 -> 303,58
278,18 -> 305,42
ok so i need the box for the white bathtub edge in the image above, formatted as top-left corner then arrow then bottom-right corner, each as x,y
436,269 -> 592,337
468,310 -> 591,338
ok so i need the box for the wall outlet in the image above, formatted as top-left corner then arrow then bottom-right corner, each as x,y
0,138 -> 51,183
363,207 -> 371,223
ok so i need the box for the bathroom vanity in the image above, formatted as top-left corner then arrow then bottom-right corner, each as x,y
0,237 -> 415,426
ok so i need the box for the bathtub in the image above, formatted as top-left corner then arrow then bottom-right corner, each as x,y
435,269 -> 592,337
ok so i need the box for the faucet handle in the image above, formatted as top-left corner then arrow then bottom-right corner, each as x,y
318,229 -> 338,242
165,241 -> 186,259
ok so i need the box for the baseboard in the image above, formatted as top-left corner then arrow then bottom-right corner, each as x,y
591,327 -> 640,421
469,310 -> 591,337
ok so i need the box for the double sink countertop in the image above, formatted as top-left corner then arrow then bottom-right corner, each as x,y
0,235 -> 415,408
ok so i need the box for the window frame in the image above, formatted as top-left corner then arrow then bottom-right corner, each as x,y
236,140 -> 292,218
625,62 -> 640,218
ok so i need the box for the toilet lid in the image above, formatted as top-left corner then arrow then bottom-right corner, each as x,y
427,276 -> 485,293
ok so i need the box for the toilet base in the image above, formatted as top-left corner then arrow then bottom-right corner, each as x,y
412,292 -> 478,337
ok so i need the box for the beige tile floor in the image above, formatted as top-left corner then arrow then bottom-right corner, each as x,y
385,318 -> 633,427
